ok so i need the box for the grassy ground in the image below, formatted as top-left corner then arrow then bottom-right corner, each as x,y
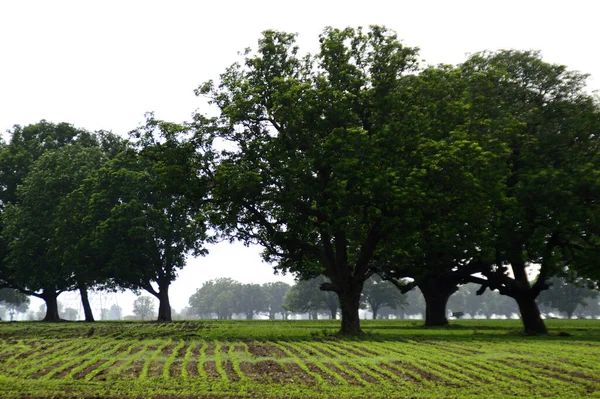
0,319 -> 599,398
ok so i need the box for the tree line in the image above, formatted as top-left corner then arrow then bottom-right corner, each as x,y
1,26 -> 599,335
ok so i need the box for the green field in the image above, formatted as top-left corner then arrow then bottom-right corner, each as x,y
0,320 -> 599,398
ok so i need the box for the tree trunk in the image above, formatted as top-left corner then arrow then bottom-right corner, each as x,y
418,276 -> 458,327
330,308 -> 337,320
41,291 -> 61,322
309,311 -> 318,320
156,283 -> 172,322
372,307 -> 378,320
246,313 -> 253,320
515,294 -> 547,335
337,281 -> 363,335
79,286 -> 95,322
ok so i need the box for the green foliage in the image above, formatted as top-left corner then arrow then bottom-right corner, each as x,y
3,145 -> 106,298
80,115 -> 213,321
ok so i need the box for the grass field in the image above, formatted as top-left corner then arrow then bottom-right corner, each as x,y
0,319 -> 599,398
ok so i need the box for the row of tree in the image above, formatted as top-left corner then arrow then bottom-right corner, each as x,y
1,26 -> 599,335
185,275 -> 406,320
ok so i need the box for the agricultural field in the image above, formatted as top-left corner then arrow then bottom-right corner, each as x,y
0,320 -> 599,398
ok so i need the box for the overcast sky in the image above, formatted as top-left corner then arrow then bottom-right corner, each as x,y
1,0 -> 599,317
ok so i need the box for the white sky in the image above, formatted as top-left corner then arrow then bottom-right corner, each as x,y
1,0 -> 599,317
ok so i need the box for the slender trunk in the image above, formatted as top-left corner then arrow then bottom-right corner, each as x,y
330,308 -> 337,320
269,311 -> 275,320
309,311 -> 318,320
418,276 -> 458,327
79,286 -> 95,322
338,280 -> 363,335
372,306 -> 378,320
41,291 -> 61,322
515,294 -> 547,335
156,282 -> 172,322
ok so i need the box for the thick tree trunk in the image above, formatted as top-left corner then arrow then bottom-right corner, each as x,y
156,283 -> 172,322
418,276 -> 458,327
372,307 -> 378,320
330,308 -> 337,320
337,281 -> 364,335
515,294 -> 547,335
79,286 -> 95,322
309,311 -> 318,320
41,291 -> 61,322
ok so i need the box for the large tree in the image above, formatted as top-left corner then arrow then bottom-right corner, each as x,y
3,144 -> 106,321
82,117 -> 212,321
371,64 -> 505,326
202,27 -> 490,334
457,50 -> 600,334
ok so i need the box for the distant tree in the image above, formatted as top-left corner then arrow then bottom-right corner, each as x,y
237,283 -> 267,320
188,278 -> 240,319
262,282 -> 291,319
61,308 -> 79,321
0,288 -> 30,321
537,276 -> 598,319
107,304 -> 123,320
283,277 -> 339,319
575,297 -> 600,319
362,275 -> 407,319
133,296 -> 155,321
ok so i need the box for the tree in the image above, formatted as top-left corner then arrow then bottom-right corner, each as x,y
237,283 -> 267,320
3,144 -> 106,321
107,304 -> 123,320
361,275 -> 406,319
188,278 -> 240,319
133,296 -> 155,321
61,307 -> 79,321
83,116 -> 212,321
0,288 -> 30,321
203,26 -> 439,334
262,282 -> 291,319
374,64 -> 506,326
0,121 -> 111,321
457,50 -> 600,334
283,277 -> 339,319
538,275 -> 598,319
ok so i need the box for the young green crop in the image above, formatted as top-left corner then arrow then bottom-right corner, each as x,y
0,319 -> 599,398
